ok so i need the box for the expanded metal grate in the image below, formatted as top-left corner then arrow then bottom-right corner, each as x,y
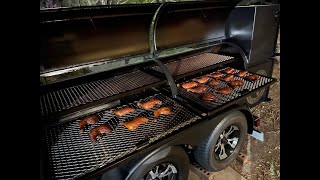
178,67 -> 275,111
40,71 -> 161,117
152,53 -> 234,77
45,93 -> 201,179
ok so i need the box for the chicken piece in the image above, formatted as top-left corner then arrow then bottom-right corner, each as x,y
154,107 -> 172,121
193,76 -> 210,84
219,75 -> 234,82
202,93 -> 216,101
79,115 -> 100,132
187,85 -> 207,94
209,72 -> 224,78
179,81 -> 199,89
220,67 -> 236,74
121,117 -> 149,130
208,79 -> 220,87
113,107 -> 135,116
246,74 -> 260,81
229,80 -> 244,88
89,124 -> 112,144
138,98 -> 162,110
216,86 -> 232,95
235,70 -> 248,77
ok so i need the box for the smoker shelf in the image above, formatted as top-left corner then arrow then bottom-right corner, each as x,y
152,53 -> 235,78
40,70 -> 162,117
177,67 -> 276,114
45,93 -> 201,179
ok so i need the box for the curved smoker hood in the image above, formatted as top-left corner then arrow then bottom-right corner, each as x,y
40,0 -> 241,84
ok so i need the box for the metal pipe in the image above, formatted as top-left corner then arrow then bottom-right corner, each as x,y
149,3 -> 167,55
148,3 -> 178,98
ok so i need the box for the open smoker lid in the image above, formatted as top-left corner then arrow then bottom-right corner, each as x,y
40,0 -> 241,84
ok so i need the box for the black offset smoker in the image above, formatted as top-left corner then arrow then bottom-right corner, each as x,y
40,1 -> 279,179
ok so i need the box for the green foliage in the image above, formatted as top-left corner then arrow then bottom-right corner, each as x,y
269,161 -> 280,177
41,0 -> 193,9
61,0 -> 79,7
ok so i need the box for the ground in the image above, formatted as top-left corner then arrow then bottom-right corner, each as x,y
229,58 -> 280,180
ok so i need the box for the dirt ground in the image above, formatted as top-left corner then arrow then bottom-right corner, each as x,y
230,55 -> 280,179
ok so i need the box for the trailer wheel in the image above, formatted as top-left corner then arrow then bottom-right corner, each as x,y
246,69 -> 268,107
194,111 -> 247,172
128,146 -> 189,180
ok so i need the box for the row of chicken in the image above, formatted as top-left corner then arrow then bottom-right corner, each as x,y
178,67 -> 260,102
79,98 -> 173,144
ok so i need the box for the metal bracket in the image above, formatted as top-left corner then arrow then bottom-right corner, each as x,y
148,3 -> 177,98
149,3 -> 167,55
250,130 -> 264,142
151,57 -> 178,98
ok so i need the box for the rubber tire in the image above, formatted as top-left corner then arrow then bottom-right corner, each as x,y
194,111 -> 247,172
128,146 -> 189,180
246,69 -> 268,107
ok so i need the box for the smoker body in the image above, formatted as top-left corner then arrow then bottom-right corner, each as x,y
40,1 -> 279,179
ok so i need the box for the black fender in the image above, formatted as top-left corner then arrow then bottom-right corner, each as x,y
125,146 -> 184,180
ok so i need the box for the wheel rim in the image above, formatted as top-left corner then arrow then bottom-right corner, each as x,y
214,125 -> 240,160
144,163 -> 178,180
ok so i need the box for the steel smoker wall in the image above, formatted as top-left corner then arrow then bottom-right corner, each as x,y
40,0 -> 242,10
225,5 -> 280,67
154,1 -> 236,51
40,6 -> 156,72
40,1 -> 239,73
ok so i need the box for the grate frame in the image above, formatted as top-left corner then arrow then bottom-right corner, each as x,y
152,53 -> 235,78
40,70 -> 162,117
45,93 -> 201,180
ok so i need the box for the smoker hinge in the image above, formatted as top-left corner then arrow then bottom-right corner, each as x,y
250,130 -> 264,142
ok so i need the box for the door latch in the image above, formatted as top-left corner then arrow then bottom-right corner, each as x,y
274,10 -> 280,22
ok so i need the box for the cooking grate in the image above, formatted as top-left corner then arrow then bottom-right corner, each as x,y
40,70 -> 161,117
45,93 -> 201,179
152,53 -> 234,77
178,67 -> 275,111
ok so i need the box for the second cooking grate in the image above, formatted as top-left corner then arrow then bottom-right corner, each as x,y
178,68 -> 275,110
152,53 -> 234,77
